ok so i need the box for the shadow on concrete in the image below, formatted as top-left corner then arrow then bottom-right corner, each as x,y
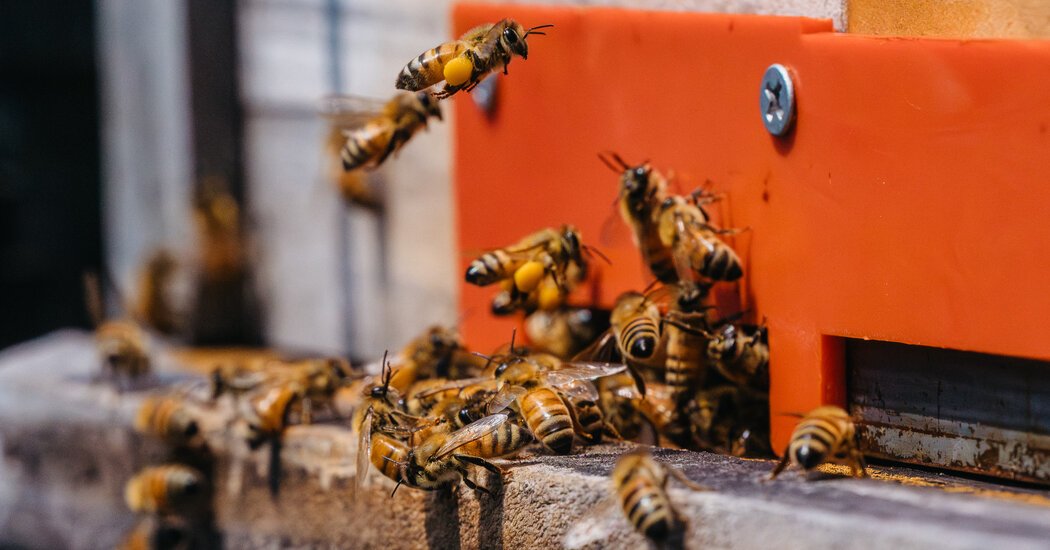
424,487 -> 461,550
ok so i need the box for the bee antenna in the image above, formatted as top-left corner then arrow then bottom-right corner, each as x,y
381,350 -> 392,391
525,24 -> 554,37
641,278 -> 662,296
390,479 -> 404,497
583,244 -> 612,266
597,151 -> 625,174
509,328 -> 517,355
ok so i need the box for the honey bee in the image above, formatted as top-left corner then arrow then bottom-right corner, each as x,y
396,19 -> 553,99
707,322 -> 769,392
596,371 -> 656,443
576,289 -> 665,394
490,352 -> 625,454
770,405 -> 868,479
612,450 -> 708,541
600,153 -> 676,283
322,92 -> 442,174
656,193 -> 743,283
400,413 -> 531,493
465,225 -> 590,294
661,281 -> 715,401
324,126 -> 382,211
96,320 -> 151,382
524,306 -> 611,359
135,396 -> 201,447
125,464 -> 207,517
387,325 -> 471,392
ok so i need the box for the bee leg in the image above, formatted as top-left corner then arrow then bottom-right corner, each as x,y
454,454 -> 503,477
667,467 -> 710,492
851,449 -> 870,478
769,449 -> 791,480
461,474 -> 491,495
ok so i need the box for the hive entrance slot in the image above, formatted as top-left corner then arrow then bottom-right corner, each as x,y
845,338 -> 1050,485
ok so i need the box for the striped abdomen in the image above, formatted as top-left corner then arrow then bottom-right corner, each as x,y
788,406 -> 853,471
465,249 -> 526,286
396,41 -> 467,91
520,387 -> 574,454
135,396 -> 199,445
642,230 -> 678,283
455,419 -> 531,458
612,453 -> 674,540
370,433 -> 410,483
613,309 -> 661,363
694,232 -> 743,281
570,398 -> 604,442
341,121 -> 392,171
664,323 -> 706,398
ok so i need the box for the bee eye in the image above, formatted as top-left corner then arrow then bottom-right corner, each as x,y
370,386 -> 385,397
633,167 -> 647,179
494,363 -> 509,377
503,28 -> 519,43
458,409 -> 474,424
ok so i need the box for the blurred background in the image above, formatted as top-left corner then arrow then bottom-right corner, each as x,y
7,0 -> 1043,358
0,0 -> 851,359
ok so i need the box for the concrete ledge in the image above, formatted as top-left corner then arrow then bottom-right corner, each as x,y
3,331 -> 1050,549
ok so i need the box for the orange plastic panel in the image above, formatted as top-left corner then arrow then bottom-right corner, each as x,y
451,3 -> 1050,451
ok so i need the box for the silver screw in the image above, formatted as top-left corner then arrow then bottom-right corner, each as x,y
759,64 -> 794,136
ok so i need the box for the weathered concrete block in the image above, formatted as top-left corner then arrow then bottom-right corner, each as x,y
3,332 -> 1050,549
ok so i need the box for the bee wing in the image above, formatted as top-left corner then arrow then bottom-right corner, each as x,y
354,406 -> 373,496
319,95 -> 388,130
486,385 -> 527,414
571,330 -> 619,363
433,413 -> 509,459
556,378 -> 600,402
671,211 -> 705,284
544,363 -> 627,387
414,377 -> 492,398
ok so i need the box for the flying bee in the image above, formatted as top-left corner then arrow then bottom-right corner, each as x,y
656,193 -> 743,283
324,126 -> 382,211
322,91 -> 442,174
489,351 -> 626,454
396,19 -> 553,99
125,464 -> 207,517
465,225 -> 594,296
707,322 -> 769,392
135,396 -> 201,447
524,306 -> 611,359
771,405 -> 868,479
612,450 -> 708,542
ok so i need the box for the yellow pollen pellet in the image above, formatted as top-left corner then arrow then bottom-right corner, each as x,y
538,281 -> 563,311
443,56 -> 474,87
514,261 -> 545,292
